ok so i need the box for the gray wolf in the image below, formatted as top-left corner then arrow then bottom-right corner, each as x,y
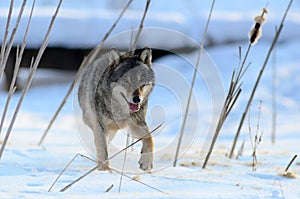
78,47 -> 155,171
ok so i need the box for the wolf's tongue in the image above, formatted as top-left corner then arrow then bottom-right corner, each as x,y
129,103 -> 139,111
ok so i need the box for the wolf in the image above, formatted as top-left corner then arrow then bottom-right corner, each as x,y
78,47 -> 155,171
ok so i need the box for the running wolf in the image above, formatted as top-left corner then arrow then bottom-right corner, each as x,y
78,47 -> 155,171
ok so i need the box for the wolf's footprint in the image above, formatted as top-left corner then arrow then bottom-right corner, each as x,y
138,153 -> 153,171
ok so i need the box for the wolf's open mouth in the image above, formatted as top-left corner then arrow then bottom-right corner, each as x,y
128,102 -> 140,112
120,92 -> 140,112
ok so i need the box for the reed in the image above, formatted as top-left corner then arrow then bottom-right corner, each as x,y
0,0 -> 63,160
174,0 -> 215,167
229,0 -> 294,158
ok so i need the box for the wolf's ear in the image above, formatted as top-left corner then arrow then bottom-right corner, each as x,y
109,48 -> 122,66
139,47 -> 152,66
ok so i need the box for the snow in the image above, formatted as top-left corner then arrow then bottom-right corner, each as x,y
1,0 -> 300,198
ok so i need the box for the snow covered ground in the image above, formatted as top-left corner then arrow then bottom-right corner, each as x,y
1,0 -> 300,198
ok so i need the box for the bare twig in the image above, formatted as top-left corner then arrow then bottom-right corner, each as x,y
38,0 -> 133,146
131,0 -> 151,53
229,0 -> 293,157
0,0 -> 62,160
58,124 -> 163,192
0,0 -> 27,78
174,0 -> 215,167
0,0 -> 35,137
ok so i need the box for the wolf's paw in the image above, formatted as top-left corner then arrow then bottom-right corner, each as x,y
97,161 -> 110,171
138,153 -> 153,171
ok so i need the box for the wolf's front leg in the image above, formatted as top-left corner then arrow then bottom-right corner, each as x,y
129,120 -> 153,171
93,127 -> 110,170
139,135 -> 154,171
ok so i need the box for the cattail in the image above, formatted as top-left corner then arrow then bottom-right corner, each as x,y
249,8 -> 268,45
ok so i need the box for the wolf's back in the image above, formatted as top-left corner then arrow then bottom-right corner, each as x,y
78,52 -> 112,115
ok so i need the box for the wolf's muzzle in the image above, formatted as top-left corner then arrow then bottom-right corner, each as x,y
132,95 -> 141,104
120,92 -> 140,112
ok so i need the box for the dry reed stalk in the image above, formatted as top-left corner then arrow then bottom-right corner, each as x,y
38,0 -> 134,146
48,153 -> 85,192
0,58 -> 35,159
105,184 -> 114,193
0,0 -> 62,160
249,100 -> 264,171
0,0 -> 14,78
0,0 -> 27,79
0,86 -> 16,137
203,6 -> 269,166
271,28 -> 277,144
0,0 -> 36,137
236,139 -> 245,159
174,0 -> 215,167
280,154 -> 298,179
202,70 -> 242,168
285,154 -> 297,172
118,133 -> 130,193
229,0 -> 294,158
55,124 -> 164,193
131,0 -> 151,53
228,7 -> 268,159
58,154 -> 165,194
202,45 -> 250,167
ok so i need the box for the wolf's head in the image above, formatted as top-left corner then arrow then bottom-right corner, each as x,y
107,47 -> 155,113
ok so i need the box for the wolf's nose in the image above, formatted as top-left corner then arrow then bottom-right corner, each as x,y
132,96 -> 141,104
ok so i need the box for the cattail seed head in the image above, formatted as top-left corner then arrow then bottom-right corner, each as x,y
249,27 -> 262,45
248,8 -> 268,45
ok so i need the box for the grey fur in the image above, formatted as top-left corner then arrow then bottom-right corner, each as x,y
78,47 -> 155,171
